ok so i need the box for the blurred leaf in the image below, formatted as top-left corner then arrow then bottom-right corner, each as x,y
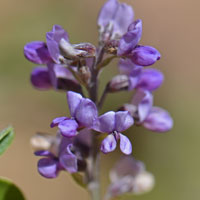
0,178 -> 25,200
71,173 -> 87,189
0,127 -> 14,156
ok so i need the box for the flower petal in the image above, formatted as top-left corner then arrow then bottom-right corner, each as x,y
24,41 -> 52,64
75,98 -> 98,127
67,91 -> 83,117
118,19 -> 142,56
119,134 -> 132,155
131,45 -> 161,66
93,111 -> 115,133
50,116 -> 68,128
101,134 -> 117,154
31,67 -> 52,90
38,158 -> 58,178
34,150 -> 54,157
143,107 -> 173,132
46,25 -> 69,63
118,58 -> 136,75
115,111 -> 134,132
58,119 -> 79,137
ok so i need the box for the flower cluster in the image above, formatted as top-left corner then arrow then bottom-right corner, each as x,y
25,0 -> 173,199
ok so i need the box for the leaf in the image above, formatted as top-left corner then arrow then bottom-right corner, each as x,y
0,178 -> 25,200
71,173 -> 87,189
0,127 -> 14,156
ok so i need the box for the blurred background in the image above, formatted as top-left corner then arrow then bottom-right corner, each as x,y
0,0 -> 199,199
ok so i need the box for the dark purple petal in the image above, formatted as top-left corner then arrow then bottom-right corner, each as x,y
34,150 -> 54,157
67,91 -> 83,117
136,68 -> 164,91
143,107 -> 173,132
46,25 -> 69,63
75,98 -> 98,127
50,116 -> 68,128
58,119 -> 79,137
115,111 -> 134,132
119,134 -> 132,155
24,41 -> 52,64
131,90 -> 153,122
101,134 -> 117,154
38,158 -> 58,178
118,20 -> 142,56
31,67 -> 52,90
131,46 -> 161,66
59,136 -> 73,154
93,111 -> 115,133
59,153 -> 78,173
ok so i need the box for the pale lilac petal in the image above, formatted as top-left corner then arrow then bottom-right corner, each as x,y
101,134 -> 117,154
119,134 -> 132,155
93,111 -> 115,133
38,158 -> 58,178
24,41 -> 52,64
118,19 -> 142,56
118,58 -> 136,75
67,91 -> 83,117
50,117 -> 68,128
75,98 -> 98,127
115,111 -> 134,132
131,90 -> 153,122
128,66 -> 142,90
31,67 -> 52,90
34,150 -> 54,157
58,119 -> 78,137
143,107 -> 173,132
131,46 -> 161,66
136,68 -> 164,91
46,25 -> 69,63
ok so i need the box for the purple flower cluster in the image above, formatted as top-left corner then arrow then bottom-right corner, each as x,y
25,0 -> 173,198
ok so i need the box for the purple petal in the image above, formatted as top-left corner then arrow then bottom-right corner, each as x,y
38,158 -> 58,178
115,111 -> 134,132
58,119 -> 79,137
31,67 -> 52,90
131,90 -> 153,122
118,58 -> 136,75
143,107 -> 173,132
24,41 -> 52,64
93,111 -> 116,133
136,68 -> 164,91
67,91 -> 83,117
75,98 -> 98,127
128,65 -> 142,90
118,19 -> 142,56
46,25 -> 69,63
59,153 -> 78,173
50,116 -> 68,128
34,150 -> 54,157
119,134 -> 132,155
101,134 -> 117,154
131,46 -> 161,66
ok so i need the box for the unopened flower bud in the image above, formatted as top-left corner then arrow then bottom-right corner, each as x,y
108,75 -> 129,92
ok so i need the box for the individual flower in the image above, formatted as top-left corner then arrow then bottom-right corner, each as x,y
121,90 -> 173,132
51,91 -> 98,137
105,156 -> 154,199
94,111 -> 134,155
30,64 -> 82,92
98,0 -> 134,41
32,129 -> 92,178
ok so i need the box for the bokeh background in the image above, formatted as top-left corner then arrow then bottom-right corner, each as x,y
0,0 -> 199,199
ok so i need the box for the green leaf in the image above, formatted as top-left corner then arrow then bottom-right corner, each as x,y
71,173 -> 87,189
0,127 -> 14,156
0,178 -> 25,200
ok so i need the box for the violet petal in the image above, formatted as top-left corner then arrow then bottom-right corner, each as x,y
58,119 -> 78,137
101,134 -> 117,154
119,134 -> 132,155
50,116 -> 68,128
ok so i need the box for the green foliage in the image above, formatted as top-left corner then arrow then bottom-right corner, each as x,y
0,178 -> 25,200
0,127 -> 14,156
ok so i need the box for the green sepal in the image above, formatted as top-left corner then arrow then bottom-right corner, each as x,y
71,173 -> 87,189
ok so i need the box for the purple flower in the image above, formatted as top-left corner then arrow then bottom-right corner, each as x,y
98,0 -> 134,40
24,41 -> 53,64
130,45 -> 161,66
105,156 -> 154,199
94,111 -> 134,155
118,19 -> 142,56
51,91 -> 98,137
